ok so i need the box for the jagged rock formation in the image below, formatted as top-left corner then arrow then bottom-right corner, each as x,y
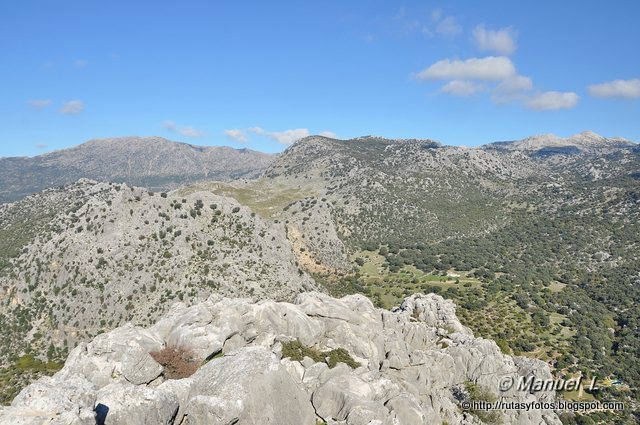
0,137 -> 274,203
0,180 -> 315,380
0,292 -> 561,425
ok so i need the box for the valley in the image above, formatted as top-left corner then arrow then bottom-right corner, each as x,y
0,132 -> 638,424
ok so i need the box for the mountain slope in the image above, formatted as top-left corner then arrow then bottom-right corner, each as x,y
199,133 -> 639,410
0,137 -> 274,203
0,179 -> 315,401
264,135 -> 543,250
1,131 -> 638,418
259,132 -> 638,253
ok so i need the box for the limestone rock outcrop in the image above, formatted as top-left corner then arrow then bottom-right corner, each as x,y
0,293 -> 561,425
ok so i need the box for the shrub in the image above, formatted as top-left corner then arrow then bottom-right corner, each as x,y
281,340 -> 359,369
150,346 -> 200,379
495,338 -> 511,354
326,348 -> 360,369
281,339 -> 323,363
464,381 -> 502,424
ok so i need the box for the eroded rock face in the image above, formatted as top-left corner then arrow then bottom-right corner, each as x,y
182,347 -> 316,425
0,293 -> 562,425
95,383 -> 178,425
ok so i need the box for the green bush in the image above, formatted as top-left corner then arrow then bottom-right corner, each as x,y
464,381 -> 502,424
326,348 -> 360,369
281,340 -> 359,369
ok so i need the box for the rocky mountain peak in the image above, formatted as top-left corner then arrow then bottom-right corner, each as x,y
574,129 -> 602,139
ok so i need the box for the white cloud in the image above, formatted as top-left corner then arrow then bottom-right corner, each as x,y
248,127 -> 335,144
74,59 -> 88,67
472,25 -> 517,55
441,80 -> 484,96
248,126 -> 265,135
525,91 -> 579,110
491,76 -> 533,104
495,75 -> 532,93
59,100 -> 85,115
179,127 -> 205,137
35,143 -> 48,149
436,16 -> 461,36
267,128 -> 310,145
319,131 -> 338,139
27,99 -> 52,109
393,7 -> 460,38
588,79 -> 640,99
224,129 -> 248,143
163,120 -> 205,137
417,56 -> 516,81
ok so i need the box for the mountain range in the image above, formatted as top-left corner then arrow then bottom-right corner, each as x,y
0,131 -> 638,423
0,137 -> 274,204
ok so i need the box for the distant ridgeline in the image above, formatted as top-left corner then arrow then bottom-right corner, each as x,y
0,136 -> 274,203
264,132 -> 640,414
0,131 -> 638,421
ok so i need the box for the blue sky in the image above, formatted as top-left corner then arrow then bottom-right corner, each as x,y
1,0 -> 639,156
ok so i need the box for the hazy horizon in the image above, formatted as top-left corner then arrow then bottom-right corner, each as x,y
1,1 -> 639,157
3,129 -> 639,159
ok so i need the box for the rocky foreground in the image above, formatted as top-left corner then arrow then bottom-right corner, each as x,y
0,292 -> 561,425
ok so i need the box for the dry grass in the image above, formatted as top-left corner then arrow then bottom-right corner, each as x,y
150,345 -> 200,379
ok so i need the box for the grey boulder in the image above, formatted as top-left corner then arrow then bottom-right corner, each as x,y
181,346 -> 316,425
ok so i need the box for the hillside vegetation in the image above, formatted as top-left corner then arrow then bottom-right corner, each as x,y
0,132 -> 638,423
0,179 -> 314,401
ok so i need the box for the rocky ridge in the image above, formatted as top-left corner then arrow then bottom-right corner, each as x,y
485,130 -> 635,154
0,292 -> 560,425
263,135 -> 546,253
0,137 -> 274,203
257,132 -> 637,255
